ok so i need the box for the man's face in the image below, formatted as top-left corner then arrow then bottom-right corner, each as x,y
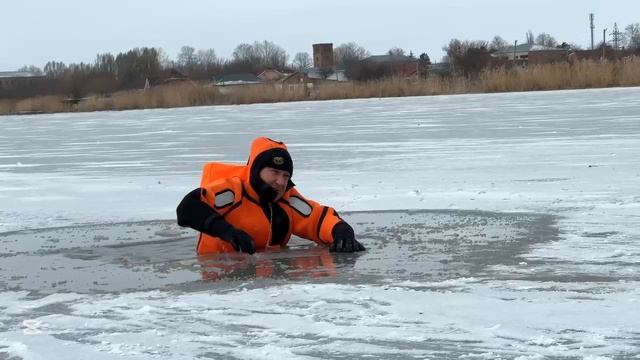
259,167 -> 290,200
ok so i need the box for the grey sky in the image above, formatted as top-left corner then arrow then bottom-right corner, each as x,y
2,0 -> 638,71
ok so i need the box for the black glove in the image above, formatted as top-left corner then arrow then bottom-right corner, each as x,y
329,222 -> 365,253
176,188 -> 256,254
207,216 -> 256,254
220,227 -> 256,254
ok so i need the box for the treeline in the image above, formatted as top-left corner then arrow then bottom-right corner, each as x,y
4,59 -> 640,116
4,42 -> 289,99
6,23 -> 640,100
6,39 -> 429,99
443,26 -> 640,79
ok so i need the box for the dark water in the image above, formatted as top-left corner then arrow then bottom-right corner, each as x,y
0,210 -> 558,296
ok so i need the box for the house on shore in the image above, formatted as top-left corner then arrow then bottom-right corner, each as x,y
257,69 -> 286,82
144,68 -> 189,89
568,46 -> 633,63
0,71 -> 48,98
214,73 -> 263,86
492,43 -> 568,64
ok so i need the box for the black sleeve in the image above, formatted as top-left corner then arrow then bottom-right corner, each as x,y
176,187 -> 222,233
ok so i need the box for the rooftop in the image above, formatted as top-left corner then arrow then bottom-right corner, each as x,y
0,71 -> 44,78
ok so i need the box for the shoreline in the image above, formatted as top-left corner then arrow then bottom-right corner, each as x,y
2,58 -> 640,116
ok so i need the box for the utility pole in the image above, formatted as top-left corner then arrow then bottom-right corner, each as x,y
513,40 -> 518,64
590,13 -> 595,50
603,28 -> 608,60
611,22 -> 624,51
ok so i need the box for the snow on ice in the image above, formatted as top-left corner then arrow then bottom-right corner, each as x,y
1,87 -> 640,359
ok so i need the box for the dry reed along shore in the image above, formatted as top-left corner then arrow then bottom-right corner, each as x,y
2,59 -> 639,116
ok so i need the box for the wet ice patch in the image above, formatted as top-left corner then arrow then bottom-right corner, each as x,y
0,210 -> 557,294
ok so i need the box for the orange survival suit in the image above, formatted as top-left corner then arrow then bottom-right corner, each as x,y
177,137 -> 348,254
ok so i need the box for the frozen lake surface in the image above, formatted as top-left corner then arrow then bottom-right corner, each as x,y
1,87 -> 640,359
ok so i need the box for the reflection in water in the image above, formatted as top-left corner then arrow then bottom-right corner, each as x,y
197,247 -> 339,281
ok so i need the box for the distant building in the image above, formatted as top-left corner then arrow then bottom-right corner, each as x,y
568,46 -> 631,63
144,68 -> 189,89
303,67 -> 348,81
0,71 -> 48,98
257,69 -> 285,82
361,54 -> 416,64
279,66 -> 348,93
313,43 -> 334,68
361,54 -> 419,78
281,72 -> 311,85
493,43 -> 568,64
281,42 -> 347,83
214,73 -> 263,86
280,72 -> 312,92
427,62 -> 452,76
0,71 -> 45,90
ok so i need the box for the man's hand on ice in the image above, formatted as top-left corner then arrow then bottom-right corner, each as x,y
330,222 -> 366,253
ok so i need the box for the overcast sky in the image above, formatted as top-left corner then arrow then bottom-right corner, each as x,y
2,0 -> 639,71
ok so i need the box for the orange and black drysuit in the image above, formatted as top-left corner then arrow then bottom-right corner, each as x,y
176,137 -> 358,254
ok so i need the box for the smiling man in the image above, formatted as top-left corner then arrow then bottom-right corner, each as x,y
176,137 -> 365,254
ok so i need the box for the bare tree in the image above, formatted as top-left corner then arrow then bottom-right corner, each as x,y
197,49 -> 217,65
254,40 -> 288,69
292,52 -> 312,70
232,43 -> 259,64
43,61 -> 67,78
94,53 -> 116,74
157,48 -> 173,69
89,53 -> 117,95
231,41 -> 288,70
418,53 -> 431,79
197,48 -> 218,74
61,62 -> 93,98
535,33 -> 558,48
333,42 -> 371,80
334,42 -> 370,66
489,35 -> 509,51
526,30 -> 535,44
228,43 -> 259,73
443,39 -> 491,78
625,23 -> 640,51
177,46 -> 197,67
115,47 -> 161,89
17,65 -> 43,75
388,47 -> 406,56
